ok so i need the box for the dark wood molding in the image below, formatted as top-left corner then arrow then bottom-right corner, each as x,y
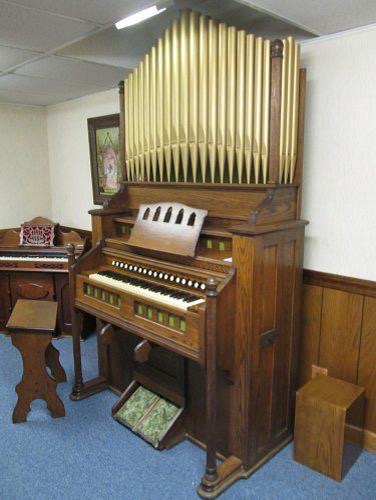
59,226 -> 92,240
304,269 -> 376,299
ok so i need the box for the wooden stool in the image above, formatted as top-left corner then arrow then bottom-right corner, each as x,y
6,300 -> 66,423
294,375 -> 365,481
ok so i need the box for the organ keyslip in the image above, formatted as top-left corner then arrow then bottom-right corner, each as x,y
69,9 -> 308,499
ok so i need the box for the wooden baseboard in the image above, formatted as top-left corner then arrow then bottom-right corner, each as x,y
364,429 -> 376,453
303,269 -> 376,298
346,424 -> 376,453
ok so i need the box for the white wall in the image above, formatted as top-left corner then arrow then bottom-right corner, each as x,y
47,89 -> 119,230
300,25 -> 376,281
0,103 -> 51,228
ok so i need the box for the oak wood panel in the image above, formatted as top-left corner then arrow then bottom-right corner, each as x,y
319,289 -> 363,383
358,297 -> 376,433
298,284 -> 323,386
124,184 -> 297,222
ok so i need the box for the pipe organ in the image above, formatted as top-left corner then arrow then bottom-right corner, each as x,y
124,10 -> 300,185
69,8 -> 308,499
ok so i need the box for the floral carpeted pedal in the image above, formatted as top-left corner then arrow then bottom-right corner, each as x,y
114,385 -> 182,448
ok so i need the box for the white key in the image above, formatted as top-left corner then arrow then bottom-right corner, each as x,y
88,273 -> 205,312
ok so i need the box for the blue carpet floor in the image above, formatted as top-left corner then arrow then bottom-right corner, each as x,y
0,333 -> 375,500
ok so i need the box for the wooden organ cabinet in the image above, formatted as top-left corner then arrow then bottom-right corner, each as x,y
69,10 -> 307,498
0,217 -> 90,336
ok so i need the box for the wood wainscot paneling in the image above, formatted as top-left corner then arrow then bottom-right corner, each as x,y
301,270 -> 376,452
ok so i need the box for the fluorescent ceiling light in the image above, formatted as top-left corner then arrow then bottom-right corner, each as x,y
115,5 -> 166,29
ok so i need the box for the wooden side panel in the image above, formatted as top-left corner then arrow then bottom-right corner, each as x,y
255,244 -> 277,453
358,297 -> 376,433
298,284 -> 323,386
319,289 -> 363,383
247,228 -> 303,463
294,393 -> 344,481
55,274 -> 72,334
232,235 -> 254,462
272,239 -> 295,438
0,273 -> 11,329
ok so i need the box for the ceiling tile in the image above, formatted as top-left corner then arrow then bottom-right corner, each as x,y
0,73 -> 108,98
58,1 -> 313,69
0,88 -> 63,106
15,56 -> 128,87
235,0 -> 376,35
0,1 -> 99,52
2,0 -> 156,25
0,45 -> 40,72
57,6 -> 185,69
249,16 -> 315,41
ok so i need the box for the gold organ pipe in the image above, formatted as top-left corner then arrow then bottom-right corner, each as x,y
208,18 -> 218,182
123,79 -> 129,180
163,28 -> 172,181
198,15 -> 208,182
261,39 -> 270,184
138,60 -> 145,180
284,37 -> 294,183
122,11 -> 301,186
133,67 -> 139,180
226,26 -> 237,184
217,23 -> 227,183
143,54 -> 151,181
180,10 -> 190,181
244,34 -> 254,183
279,38 -> 288,182
150,46 -> 157,180
157,38 -> 164,181
235,30 -> 246,183
189,11 -> 199,182
125,73 -> 134,181
290,43 -> 300,182
171,19 -> 180,180
253,37 -> 263,184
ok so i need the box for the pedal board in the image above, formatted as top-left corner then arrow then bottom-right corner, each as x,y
113,383 -> 184,449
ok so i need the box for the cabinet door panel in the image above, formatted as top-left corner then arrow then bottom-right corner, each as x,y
10,273 -> 54,305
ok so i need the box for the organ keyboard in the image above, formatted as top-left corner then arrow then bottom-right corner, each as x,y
0,252 -> 68,270
73,236 -> 233,361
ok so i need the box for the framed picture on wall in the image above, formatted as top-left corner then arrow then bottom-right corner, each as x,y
88,113 -> 122,205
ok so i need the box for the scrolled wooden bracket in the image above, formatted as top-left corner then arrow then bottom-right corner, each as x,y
99,323 -> 114,346
227,188 -> 275,236
248,188 -> 275,225
134,339 -> 151,363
